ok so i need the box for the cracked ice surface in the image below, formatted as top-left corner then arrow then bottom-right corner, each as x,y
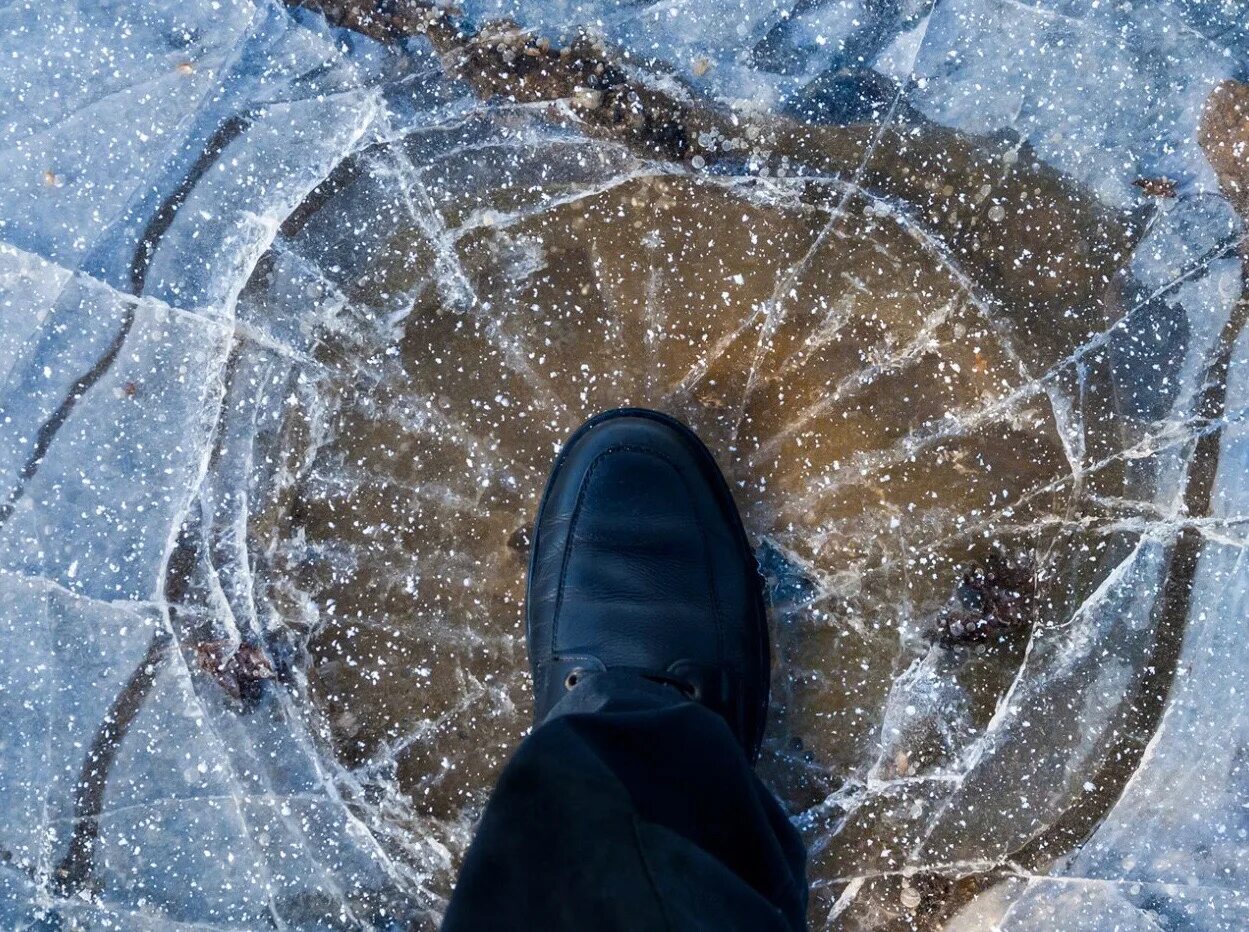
0,0 -> 1247,928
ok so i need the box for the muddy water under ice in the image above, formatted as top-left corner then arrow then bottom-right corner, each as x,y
272,127 -> 1236,925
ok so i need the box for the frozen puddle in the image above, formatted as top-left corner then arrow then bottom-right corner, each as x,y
1,0 -> 1247,928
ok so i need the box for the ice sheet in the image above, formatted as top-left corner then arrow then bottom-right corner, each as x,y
1,0 -> 1246,927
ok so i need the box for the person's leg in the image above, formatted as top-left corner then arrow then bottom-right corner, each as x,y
441,672 -> 807,931
441,409 -> 807,931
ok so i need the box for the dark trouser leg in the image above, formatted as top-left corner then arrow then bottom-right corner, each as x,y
441,672 -> 808,932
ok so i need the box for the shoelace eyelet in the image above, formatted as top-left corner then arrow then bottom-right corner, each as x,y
564,669 -> 585,691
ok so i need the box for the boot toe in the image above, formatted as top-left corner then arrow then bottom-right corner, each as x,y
527,409 -> 769,759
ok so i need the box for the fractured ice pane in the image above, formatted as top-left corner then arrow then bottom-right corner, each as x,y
1,0 -> 1247,928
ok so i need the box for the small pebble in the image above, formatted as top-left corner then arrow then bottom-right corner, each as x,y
572,88 -> 603,110
900,883 -> 922,909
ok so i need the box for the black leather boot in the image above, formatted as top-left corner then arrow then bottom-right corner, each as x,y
527,408 -> 770,761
